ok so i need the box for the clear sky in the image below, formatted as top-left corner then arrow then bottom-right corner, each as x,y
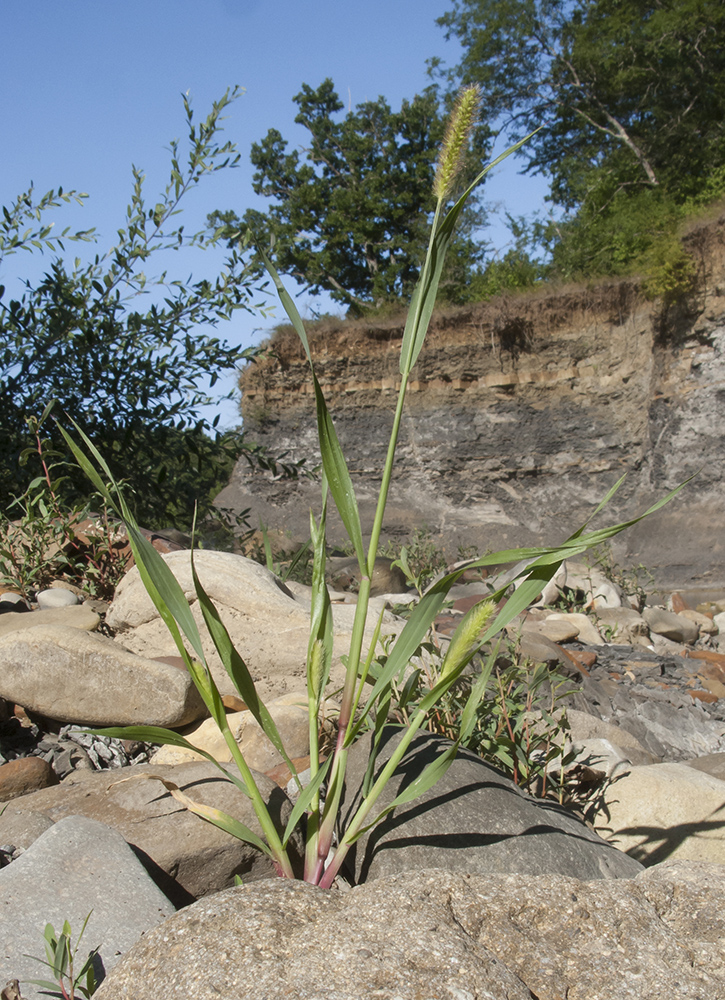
1,0 -> 548,427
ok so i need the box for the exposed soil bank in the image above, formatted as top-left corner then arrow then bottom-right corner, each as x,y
217,216 -> 725,589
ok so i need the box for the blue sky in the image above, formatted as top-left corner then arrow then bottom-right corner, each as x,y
2,0 -> 549,426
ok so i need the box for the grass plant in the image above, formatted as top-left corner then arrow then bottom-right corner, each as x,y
62,86 -> 687,888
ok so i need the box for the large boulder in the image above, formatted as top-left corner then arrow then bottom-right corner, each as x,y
0,625 -> 206,727
2,815 -> 174,1000
0,760 -> 300,898
337,728 -> 642,884
593,761 -> 725,865
93,862 -> 725,1000
107,550 -> 404,701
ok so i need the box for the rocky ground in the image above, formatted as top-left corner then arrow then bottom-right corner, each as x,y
1,547 -> 724,999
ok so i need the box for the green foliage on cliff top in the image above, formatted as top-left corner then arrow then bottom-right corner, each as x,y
436,0 -> 725,286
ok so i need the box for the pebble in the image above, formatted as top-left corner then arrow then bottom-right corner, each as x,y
0,757 -> 59,802
36,588 -> 80,609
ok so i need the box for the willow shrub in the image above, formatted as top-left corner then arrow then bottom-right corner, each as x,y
63,87 -> 685,887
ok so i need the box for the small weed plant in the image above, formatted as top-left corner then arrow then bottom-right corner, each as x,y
0,412 -> 130,601
64,86 -> 686,887
382,527 -> 450,596
25,913 -> 98,1000
382,634 -> 575,803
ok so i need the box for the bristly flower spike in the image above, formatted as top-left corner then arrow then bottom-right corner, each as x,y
439,598 -> 496,682
433,84 -> 482,203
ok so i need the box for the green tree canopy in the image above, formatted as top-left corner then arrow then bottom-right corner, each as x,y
437,0 -> 725,204
0,90 -> 280,526
436,0 -> 725,278
209,79 -> 491,311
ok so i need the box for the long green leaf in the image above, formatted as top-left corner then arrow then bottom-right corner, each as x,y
307,481 -> 334,701
347,573 -> 469,740
59,420 -> 205,661
86,724 -> 225,770
281,755 -> 333,849
361,681 -> 394,799
313,372 -> 365,567
459,644 -> 499,745
257,248 -> 314,364
156,776 -> 274,858
258,249 -> 365,567
190,549 -> 294,765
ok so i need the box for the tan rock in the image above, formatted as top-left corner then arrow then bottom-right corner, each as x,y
594,605 -> 650,644
679,608 -> 719,635
526,618 -> 580,643
152,712 -> 246,765
564,561 -> 622,609
152,692 -> 335,774
94,863 -> 725,1000
235,693 -> 319,773
107,550 -> 404,701
546,611 -> 604,645
515,630 -> 568,666
593,762 -> 725,864
642,606 -> 699,644
0,625 -> 206,727
0,603 -> 100,638
0,757 -> 59,801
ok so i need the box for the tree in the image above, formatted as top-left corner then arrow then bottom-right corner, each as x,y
209,80 -> 491,311
436,1 -> 725,276
0,90 -> 276,525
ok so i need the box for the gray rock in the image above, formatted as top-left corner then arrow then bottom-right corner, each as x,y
0,593 -> 30,611
36,587 -> 79,609
569,737 -> 640,776
0,760 -> 300,898
642,606 -> 699,644
94,862 -> 725,1000
1,815 -> 174,1000
0,625 -> 206,727
566,707 -> 655,753
337,728 -> 643,884
615,694 -> 725,761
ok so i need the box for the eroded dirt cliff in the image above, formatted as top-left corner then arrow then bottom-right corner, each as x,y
217,216 -> 725,589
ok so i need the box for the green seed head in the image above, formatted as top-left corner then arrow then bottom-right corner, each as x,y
439,597 -> 496,682
434,85 -> 482,203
